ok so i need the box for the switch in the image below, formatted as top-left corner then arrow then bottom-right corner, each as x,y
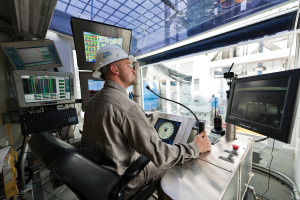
227,153 -> 235,162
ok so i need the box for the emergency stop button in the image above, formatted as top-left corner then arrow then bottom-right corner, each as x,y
232,144 -> 239,150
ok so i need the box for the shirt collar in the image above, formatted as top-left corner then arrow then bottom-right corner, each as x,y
104,80 -> 128,96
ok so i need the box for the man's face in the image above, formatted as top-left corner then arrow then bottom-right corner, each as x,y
116,58 -> 136,88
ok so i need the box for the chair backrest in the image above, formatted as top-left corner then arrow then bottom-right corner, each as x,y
28,132 -> 121,200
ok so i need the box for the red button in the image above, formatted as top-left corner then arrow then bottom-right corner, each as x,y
232,144 -> 239,150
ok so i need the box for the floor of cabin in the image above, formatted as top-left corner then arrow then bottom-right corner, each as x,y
20,177 -> 157,200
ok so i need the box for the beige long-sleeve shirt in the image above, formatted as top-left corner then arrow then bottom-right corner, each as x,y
82,80 -> 200,175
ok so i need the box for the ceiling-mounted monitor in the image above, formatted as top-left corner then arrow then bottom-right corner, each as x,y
71,17 -> 132,70
226,69 -> 300,143
13,70 -> 75,107
1,40 -> 62,71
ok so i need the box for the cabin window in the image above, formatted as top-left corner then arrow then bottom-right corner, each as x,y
141,32 -> 297,133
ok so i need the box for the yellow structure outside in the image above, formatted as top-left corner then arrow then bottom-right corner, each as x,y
2,124 -> 19,199
236,126 -> 263,136
3,150 -> 18,199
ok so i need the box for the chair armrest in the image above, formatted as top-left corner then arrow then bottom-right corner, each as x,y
123,155 -> 150,180
114,155 -> 150,198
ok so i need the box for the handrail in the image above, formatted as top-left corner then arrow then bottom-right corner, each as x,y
252,163 -> 300,200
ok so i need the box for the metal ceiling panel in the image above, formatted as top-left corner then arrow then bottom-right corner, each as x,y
49,0 -> 291,57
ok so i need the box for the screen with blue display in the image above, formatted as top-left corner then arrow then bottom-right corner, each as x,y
88,79 -> 104,99
154,118 -> 181,144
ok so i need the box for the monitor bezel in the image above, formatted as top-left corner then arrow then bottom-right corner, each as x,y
1,40 -> 62,71
13,70 -> 75,107
226,69 -> 300,143
71,17 -> 132,70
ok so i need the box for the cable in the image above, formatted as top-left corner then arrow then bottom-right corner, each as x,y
152,65 -> 187,116
262,139 -> 276,197
157,79 -> 184,116
16,184 -> 33,194
16,145 -> 23,152
149,85 -> 202,135
159,92 -> 183,116
254,137 -> 269,142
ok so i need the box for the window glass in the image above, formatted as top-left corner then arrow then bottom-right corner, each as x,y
141,33 -> 296,133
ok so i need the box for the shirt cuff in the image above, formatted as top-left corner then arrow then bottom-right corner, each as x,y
188,142 -> 201,157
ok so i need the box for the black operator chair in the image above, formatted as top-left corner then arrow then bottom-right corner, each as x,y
28,132 -> 160,200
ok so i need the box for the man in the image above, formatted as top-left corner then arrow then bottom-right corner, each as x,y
82,45 -> 212,199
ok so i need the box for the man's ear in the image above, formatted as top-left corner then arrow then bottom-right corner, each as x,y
110,65 -> 119,75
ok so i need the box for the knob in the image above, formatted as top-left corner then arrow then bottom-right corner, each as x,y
198,121 -> 205,132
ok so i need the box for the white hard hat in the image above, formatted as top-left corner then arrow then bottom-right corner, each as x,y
92,45 -> 129,78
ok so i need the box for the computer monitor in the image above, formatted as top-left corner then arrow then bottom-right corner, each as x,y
71,17 -> 132,70
226,69 -> 300,143
150,112 -> 196,144
79,72 -> 104,111
13,70 -> 75,107
1,40 -> 62,70
154,118 -> 182,144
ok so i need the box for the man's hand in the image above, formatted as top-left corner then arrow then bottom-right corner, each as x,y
193,131 -> 212,153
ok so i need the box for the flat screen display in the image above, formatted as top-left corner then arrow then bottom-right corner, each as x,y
17,47 -> 54,67
154,118 -> 181,144
88,79 -> 104,99
84,31 -> 123,62
21,74 -> 71,103
229,78 -> 288,129
226,69 -> 300,143
71,17 -> 132,70
79,72 -> 103,111
14,70 -> 75,107
1,40 -> 62,71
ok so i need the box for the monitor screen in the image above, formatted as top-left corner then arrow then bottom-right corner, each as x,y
14,70 -> 75,107
17,47 -> 54,67
154,118 -> 181,144
84,31 -> 123,62
79,72 -> 103,111
88,79 -> 104,99
1,40 -> 62,71
226,69 -> 300,143
71,17 -> 132,70
21,75 -> 71,103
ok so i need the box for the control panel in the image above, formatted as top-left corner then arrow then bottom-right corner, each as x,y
199,136 -> 253,172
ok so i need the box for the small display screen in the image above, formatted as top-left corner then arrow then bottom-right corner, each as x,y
88,79 -> 104,99
83,31 -> 123,62
17,46 -> 54,67
154,118 -> 181,144
21,75 -> 71,103
229,77 -> 289,128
